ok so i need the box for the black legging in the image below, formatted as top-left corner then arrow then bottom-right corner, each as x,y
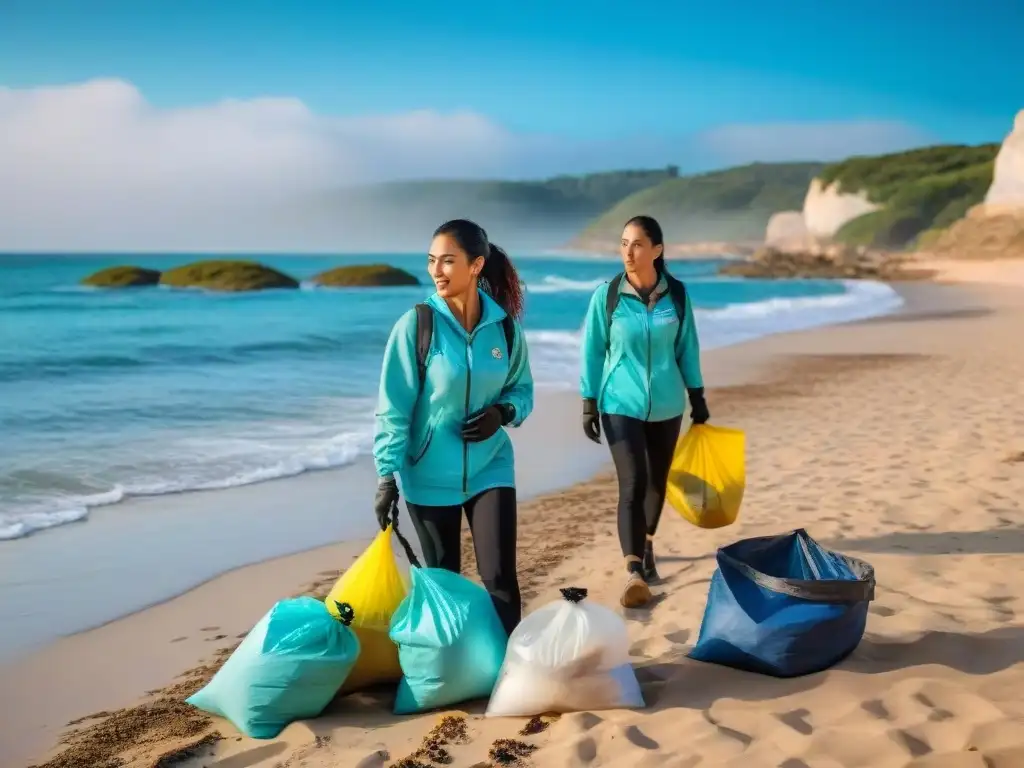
405,486 -> 521,637
601,414 -> 683,561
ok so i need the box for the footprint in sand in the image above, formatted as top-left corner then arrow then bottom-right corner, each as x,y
870,604 -> 896,617
170,636 -> 187,643
622,724 -> 658,750
574,735 -> 598,763
200,625 -> 220,632
775,708 -> 814,736
664,629 -> 691,646
861,699 -> 893,721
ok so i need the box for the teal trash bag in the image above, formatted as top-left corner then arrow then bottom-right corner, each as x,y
390,566 -> 508,715
186,597 -> 360,739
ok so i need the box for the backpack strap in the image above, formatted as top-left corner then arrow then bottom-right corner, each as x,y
414,303 -> 433,386
501,314 -> 516,360
604,273 -> 624,352
665,274 -> 689,347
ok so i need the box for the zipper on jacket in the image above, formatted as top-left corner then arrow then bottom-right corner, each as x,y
463,333 -> 472,495
644,306 -> 653,421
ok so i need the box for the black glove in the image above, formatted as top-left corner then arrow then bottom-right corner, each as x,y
462,404 -> 511,442
582,398 -> 601,444
374,476 -> 399,530
688,387 -> 710,425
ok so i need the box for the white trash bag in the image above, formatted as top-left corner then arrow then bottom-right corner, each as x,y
485,586 -> 645,717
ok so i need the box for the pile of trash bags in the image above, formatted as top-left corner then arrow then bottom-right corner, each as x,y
187,419 -> 877,739
187,521 -> 644,738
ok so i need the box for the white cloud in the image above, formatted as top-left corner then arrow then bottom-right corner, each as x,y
0,79 -> 935,250
694,120 -> 934,165
0,78 -> 516,249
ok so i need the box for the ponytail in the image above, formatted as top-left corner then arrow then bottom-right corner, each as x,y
653,254 -> 666,275
480,242 -> 524,320
432,218 -> 525,319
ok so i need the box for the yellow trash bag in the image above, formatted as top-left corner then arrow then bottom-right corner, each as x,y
324,525 -> 410,692
666,424 -> 746,529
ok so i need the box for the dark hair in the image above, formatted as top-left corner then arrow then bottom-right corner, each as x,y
624,215 -> 667,275
433,218 -> 524,319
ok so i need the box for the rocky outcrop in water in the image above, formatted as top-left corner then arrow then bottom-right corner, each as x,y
81,266 -> 162,287
309,264 -> 420,287
159,260 -> 299,291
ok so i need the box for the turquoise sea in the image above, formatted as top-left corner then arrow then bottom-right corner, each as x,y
0,252 -> 904,541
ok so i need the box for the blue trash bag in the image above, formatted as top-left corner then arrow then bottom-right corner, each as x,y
390,566 -> 508,714
689,528 -> 875,678
186,597 -> 361,738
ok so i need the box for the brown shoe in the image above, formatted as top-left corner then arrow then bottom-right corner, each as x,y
621,571 -> 652,608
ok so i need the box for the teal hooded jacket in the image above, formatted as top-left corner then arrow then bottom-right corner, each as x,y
373,290 -> 534,507
580,273 -> 703,423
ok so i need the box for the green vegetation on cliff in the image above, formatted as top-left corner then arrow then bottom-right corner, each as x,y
81,266 -> 162,287
310,264 -> 420,287
821,143 -> 999,249
575,162 -> 825,245
159,260 -> 299,291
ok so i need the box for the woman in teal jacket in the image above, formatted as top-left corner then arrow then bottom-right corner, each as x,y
372,219 -> 534,636
579,215 -> 709,609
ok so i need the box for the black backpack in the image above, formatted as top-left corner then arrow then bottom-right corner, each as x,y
414,303 -> 516,385
604,272 -> 689,352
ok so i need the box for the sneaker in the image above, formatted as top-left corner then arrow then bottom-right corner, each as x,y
642,540 -> 661,584
621,571 -> 652,608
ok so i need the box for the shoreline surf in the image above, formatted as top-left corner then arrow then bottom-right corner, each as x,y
1,273 -> 903,542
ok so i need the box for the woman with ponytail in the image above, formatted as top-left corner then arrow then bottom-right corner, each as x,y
372,219 -> 534,636
579,215 -> 709,608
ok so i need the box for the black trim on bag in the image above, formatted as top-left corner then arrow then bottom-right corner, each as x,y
716,528 -> 875,604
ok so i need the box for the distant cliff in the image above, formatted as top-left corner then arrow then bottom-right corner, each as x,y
759,143 -> 999,256
919,110 -> 1024,259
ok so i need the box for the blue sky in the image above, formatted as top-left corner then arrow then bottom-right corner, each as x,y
2,0 -> 1020,145
1,0 -> 1022,250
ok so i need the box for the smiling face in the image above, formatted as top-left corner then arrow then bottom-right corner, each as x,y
620,222 -> 663,276
428,233 -> 483,298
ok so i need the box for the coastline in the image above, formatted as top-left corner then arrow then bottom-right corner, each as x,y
0,272 -> 905,663
3,278 -> 1008,768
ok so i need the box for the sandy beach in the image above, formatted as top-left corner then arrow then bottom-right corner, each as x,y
4,265 -> 1024,768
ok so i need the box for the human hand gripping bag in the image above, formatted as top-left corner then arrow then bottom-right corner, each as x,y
666,423 -> 746,529
689,528 -> 876,678
324,523 -> 414,692
389,566 -> 508,715
186,597 -> 360,739
485,587 -> 645,717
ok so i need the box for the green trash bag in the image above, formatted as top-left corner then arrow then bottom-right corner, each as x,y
390,567 -> 507,714
186,596 -> 360,739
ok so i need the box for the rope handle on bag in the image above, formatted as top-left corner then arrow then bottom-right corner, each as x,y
389,499 -> 421,568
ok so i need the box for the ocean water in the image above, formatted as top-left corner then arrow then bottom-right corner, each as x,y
0,253 -> 904,541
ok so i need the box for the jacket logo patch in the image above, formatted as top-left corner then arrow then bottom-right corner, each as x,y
653,308 -> 678,326
491,347 -> 503,360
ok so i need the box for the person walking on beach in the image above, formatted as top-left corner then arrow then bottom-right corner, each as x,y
372,219 -> 534,637
579,215 -> 708,608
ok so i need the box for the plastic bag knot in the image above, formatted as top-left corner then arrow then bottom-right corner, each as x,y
559,587 -> 588,603
333,601 -> 355,626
